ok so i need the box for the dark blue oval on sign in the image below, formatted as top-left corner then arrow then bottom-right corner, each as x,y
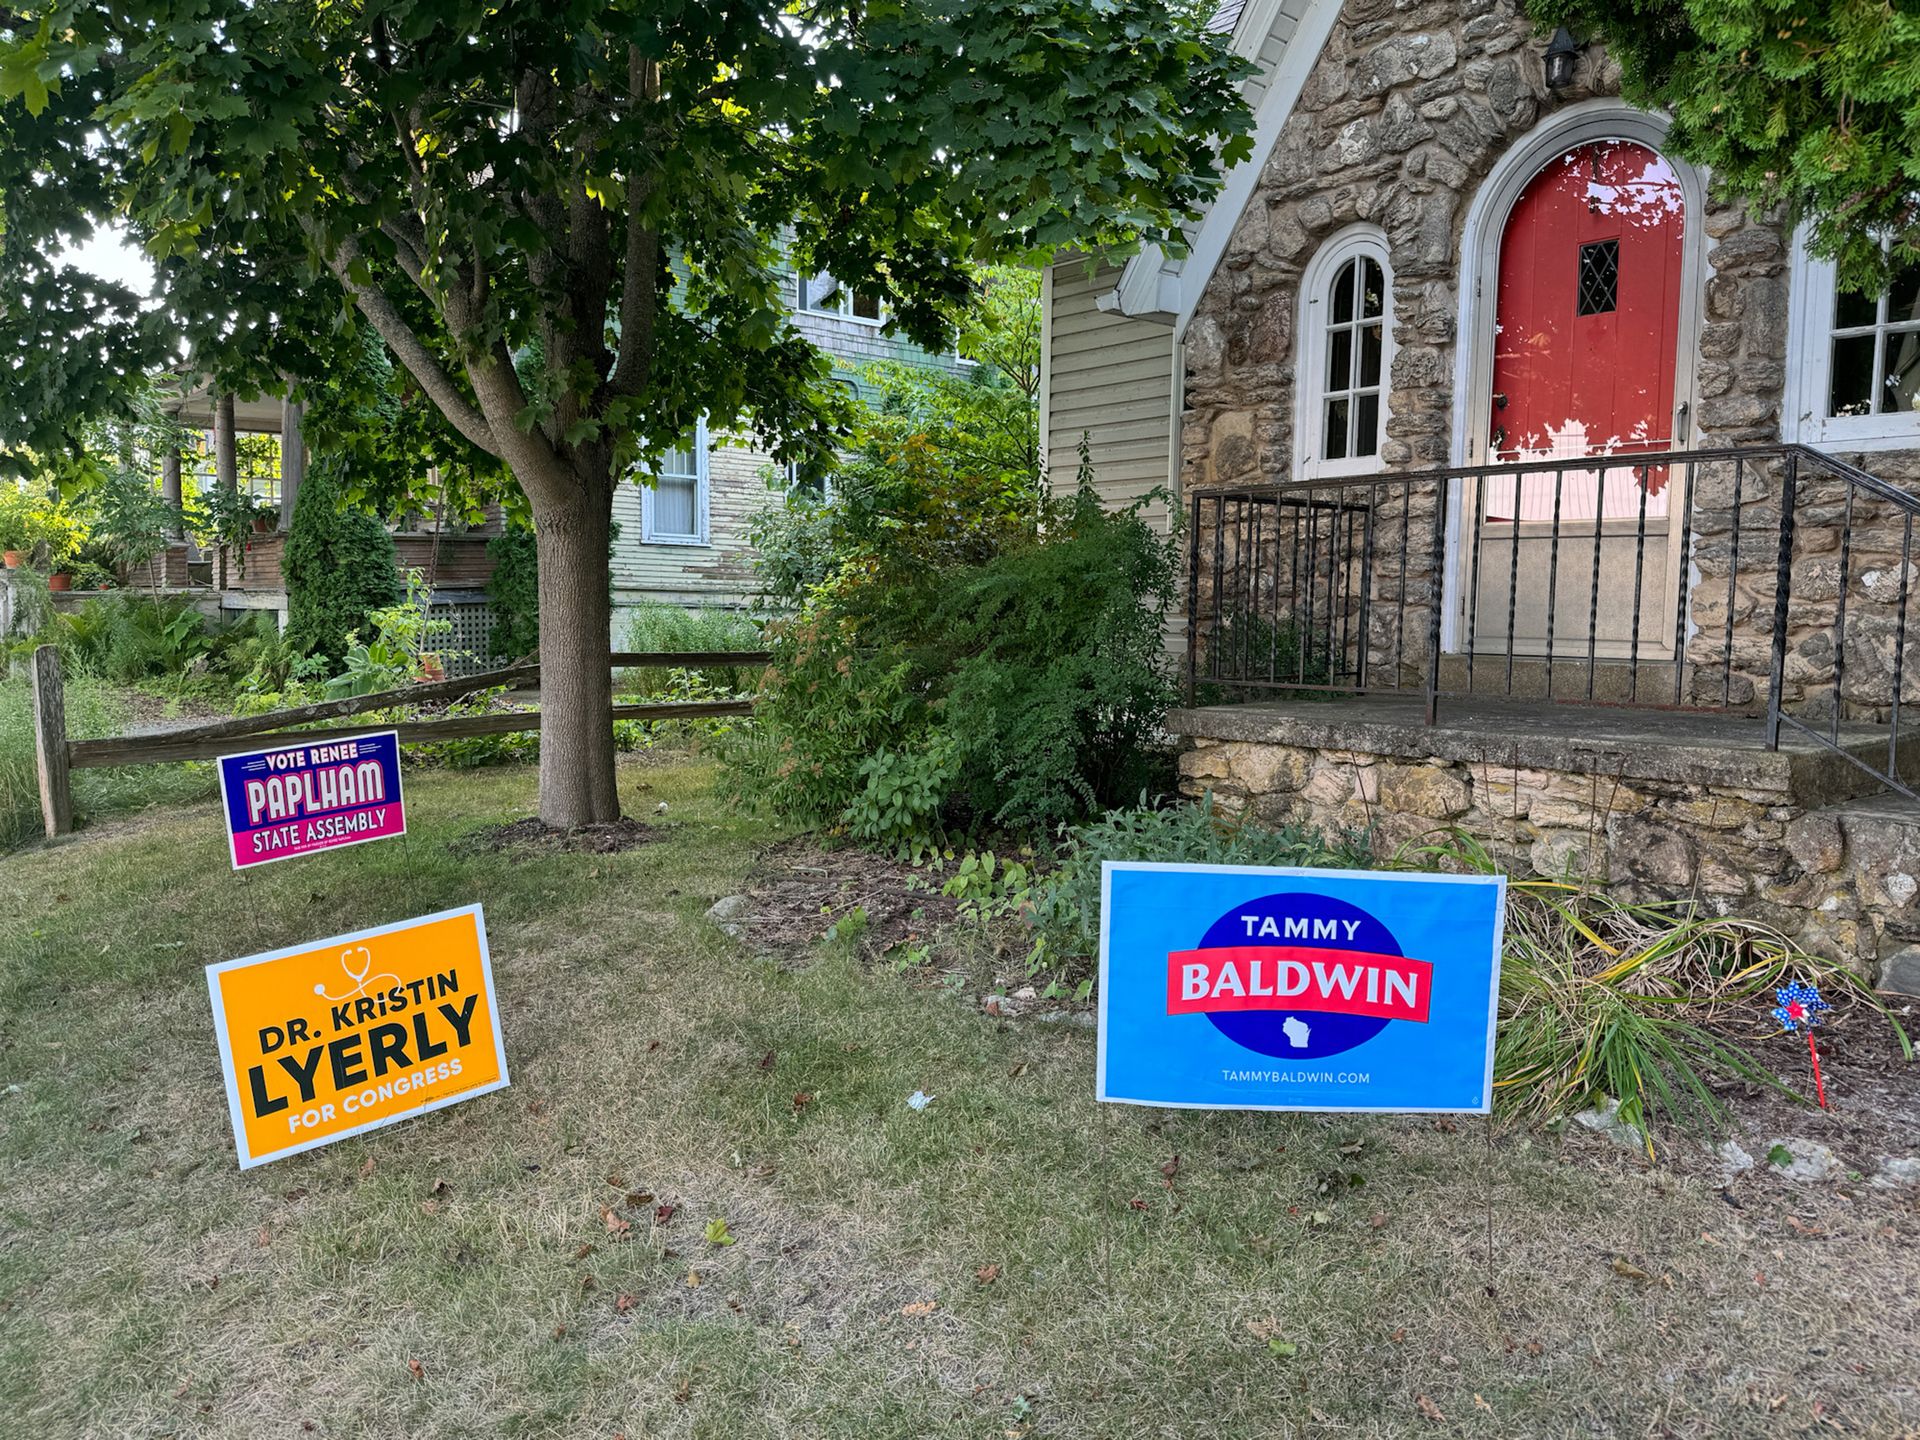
1195,892 -> 1402,1060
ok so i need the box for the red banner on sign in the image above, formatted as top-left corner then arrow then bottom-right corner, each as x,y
1166,946 -> 1433,1022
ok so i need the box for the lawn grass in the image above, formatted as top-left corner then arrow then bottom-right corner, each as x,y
2,757 -> 1916,1439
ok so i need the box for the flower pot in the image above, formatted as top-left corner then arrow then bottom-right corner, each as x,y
420,655 -> 447,682
2,551 -> 20,568
47,572 -> 72,592
252,517 -> 273,534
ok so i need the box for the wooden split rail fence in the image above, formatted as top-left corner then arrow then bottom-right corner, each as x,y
26,643 -> 768,840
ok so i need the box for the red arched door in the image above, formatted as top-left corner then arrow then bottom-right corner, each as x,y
1471,139 -> 1687,662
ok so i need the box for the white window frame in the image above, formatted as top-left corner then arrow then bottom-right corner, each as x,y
1784,226 -> 1920,451
1295,226 -> 1395,480
796,271 -> 887,327
640,419 -> 710,546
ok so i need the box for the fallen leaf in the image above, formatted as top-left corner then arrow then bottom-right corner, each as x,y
358,1157 -> 376,1179
602,1206 -> 632,1237
672,1379 -> 692,1403
1610,1256 -> 1651,1282
647,1040 -> 661,1053
552,1324 -> 567,1340
1415,1393 -> 1445,1423
1160,1154 -> 1181,1185
1473,1394 -> 1492,1412
407,1359 -> 425,1382
704,1217 -> 736,1247
1389,1327 -> 1406,1344
759,1051 -> 776,1070
792,1091 -> 815,1112
528,1099 -> 547,1117
901,1300 -> 939,1317
428,1178 -> 450,1197
573,1243 -> 595,1261
1785,1216 -> 1823,1236
615,1293 -> 635,1314
685,1269 -> 702,1288
1432,1118 -> 1456,1134
255,1225 -> 271,1248
1268,1339 -> 1298,1358
1369,1213 -> 1389,1229
1338,1140 -> 1364,1156
975,1264 -> 1001,1286
580,1273 -> 597,1292
1127,1197 -> 1148,1212
1524,1339 -> 1543,1357
654,1203 -> 677,1225
1009,1062 -> 1028,1077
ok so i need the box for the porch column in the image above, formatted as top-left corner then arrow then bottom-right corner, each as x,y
214,390 -> 236,591
160,447 -> 183,537
279,396 -> 305,531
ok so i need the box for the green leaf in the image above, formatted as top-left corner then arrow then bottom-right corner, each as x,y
703,1217 -> 736,1247
1766,1143 -> 1794,1168
1268,1340 -> 1298,1358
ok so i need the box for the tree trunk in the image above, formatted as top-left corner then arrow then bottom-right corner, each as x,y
530,483 -> 620,827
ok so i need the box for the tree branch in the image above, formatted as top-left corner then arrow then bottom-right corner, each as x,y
310,226 -> 500,459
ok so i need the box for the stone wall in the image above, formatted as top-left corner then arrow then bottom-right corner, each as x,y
1175,719 -> 1920,983
1177,0 -> 1918,725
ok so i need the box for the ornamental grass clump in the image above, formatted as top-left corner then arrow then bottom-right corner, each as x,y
1402,833 -> 1911,1147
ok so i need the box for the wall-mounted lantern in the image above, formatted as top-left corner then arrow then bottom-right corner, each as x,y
1544,27 -> 1584,91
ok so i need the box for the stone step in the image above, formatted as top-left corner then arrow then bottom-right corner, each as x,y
1435,655 -> 1704,708
1798,791 -> 1920,994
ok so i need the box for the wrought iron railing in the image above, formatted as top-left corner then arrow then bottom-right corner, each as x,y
1185,443 -> 1919,799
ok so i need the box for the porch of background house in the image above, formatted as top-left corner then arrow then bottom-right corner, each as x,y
1177,444 -> 1920,982
106,383 -> 505,676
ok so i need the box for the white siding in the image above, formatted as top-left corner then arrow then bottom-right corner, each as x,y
1044,260 -> 1178,531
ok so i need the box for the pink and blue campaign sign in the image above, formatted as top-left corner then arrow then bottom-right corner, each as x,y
1097,863 -> 1504,1114
217,731 -> 406,870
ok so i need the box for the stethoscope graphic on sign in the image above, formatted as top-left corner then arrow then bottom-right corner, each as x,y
313,945 -> 402,1003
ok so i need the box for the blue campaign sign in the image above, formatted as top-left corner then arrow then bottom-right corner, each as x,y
1097,863 -> 1504,1114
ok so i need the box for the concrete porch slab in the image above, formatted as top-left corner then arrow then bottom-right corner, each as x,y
1168,694 -> 1904,802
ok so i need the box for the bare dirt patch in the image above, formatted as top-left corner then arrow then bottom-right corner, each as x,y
460,815 -> 664,855
722,838 -> 960,958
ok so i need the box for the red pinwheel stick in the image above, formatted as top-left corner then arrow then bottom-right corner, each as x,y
1807,1029 -> 1827,1109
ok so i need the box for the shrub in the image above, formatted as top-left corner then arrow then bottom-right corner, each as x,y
726,482 -> 1181,843
484,522 -> 539,661
620,602 -> 762,697
283,458 -> 403,665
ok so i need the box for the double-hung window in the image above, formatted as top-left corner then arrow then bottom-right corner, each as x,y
1296,228 -> 1394,478
641,421 -> 709,545
796,272 -> 885,323
1786,234 -> 1920,449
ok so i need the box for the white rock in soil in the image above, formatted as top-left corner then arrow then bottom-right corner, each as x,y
705,894 -> 751,936
1765,1137 -> 1837,1181
1572,1098 -> 1645,1151
1871,1156 -> 1920,1189
1716,1140 -> 1756,1177
1037,1010 -> 1096,1030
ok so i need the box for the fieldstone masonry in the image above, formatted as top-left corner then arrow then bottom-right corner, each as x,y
1174,707 -> 1920,983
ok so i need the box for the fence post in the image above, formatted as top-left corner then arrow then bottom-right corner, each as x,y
30,643 -> 73,838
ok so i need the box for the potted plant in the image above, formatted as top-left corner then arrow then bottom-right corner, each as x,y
0,484 -> 28,566
252,504 -> 278,534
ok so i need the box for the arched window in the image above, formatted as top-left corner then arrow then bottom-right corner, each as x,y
1297,229 -> 1394,479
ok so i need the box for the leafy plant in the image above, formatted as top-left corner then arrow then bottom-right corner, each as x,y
1401,832 -> 1913,1148
484,522 -> 539,661
620,602 -> 762,698
283,458 -> 404,666
324,571 -> 453,699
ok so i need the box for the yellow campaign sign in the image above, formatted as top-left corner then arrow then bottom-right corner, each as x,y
206,905 -> 509,1169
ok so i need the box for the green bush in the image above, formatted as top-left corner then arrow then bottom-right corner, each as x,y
283,459 -> 403,665
725,482 -> 1181,843
620,602 -> 761,698
484,523 -> 539,660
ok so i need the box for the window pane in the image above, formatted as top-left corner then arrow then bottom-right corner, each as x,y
1891,261 -> 1920,327
1323,398 -> 1350,460
652,476 -> 698,537
851,291 -> 883,321
1359,258 -> 1385,319
1358,321 -> 1383,388
1834,284 -> 1879,331
1829,334 -> 1876,416
1331,260 -> 1356,325
660,444 -> 698,481
1327,327 -> 1352,393
1353,393 -> 1380,457
1884,330 -> 1920,414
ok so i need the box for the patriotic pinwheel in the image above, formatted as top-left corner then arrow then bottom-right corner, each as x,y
1773,980 -> 1831,1108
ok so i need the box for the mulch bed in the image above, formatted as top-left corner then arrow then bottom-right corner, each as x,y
461,816 -> 664,855
724,837 -> 962,958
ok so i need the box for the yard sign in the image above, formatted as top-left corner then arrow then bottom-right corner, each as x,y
216,730 -> 406,869
206,905 -> 510,1168
1098,863 -> 1504,1113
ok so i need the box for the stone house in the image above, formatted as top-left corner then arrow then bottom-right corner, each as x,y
1039,0 -> 1920,984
